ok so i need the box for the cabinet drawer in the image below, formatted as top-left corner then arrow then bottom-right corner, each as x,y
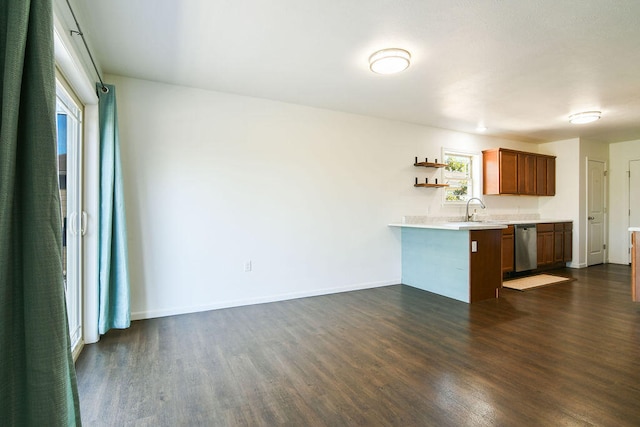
502,225 -> 514,235
564,222 -> 573,231
537,223 -> 554,233
554,223 -> 564,231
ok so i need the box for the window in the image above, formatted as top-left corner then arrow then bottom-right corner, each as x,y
442,150 -> 480,203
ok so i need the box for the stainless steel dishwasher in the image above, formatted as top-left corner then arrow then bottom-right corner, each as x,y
515,224 -> 537,272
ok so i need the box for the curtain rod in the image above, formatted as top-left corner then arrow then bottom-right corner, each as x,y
64,0 -> 109,94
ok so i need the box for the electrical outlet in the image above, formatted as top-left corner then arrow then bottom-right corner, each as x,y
244,260 -> 252,272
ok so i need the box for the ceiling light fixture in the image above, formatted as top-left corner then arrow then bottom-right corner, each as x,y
569,111 -> 601,124
369,48 -> 411,74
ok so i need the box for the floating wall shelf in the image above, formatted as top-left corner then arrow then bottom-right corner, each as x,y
414,161 -> 447,168
414,183 -> 449,188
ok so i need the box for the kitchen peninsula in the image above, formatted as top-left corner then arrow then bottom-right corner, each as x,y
389,222 -> 506,303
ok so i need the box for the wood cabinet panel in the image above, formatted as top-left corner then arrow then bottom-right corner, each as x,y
536,156 -> 556,196
502,225 -> 515,274
470,229 -> 502,302
482,149 -> 518,195
482,148 -> 556,196
554,229 -> 564,263
546,157 -> 556,196
563,226 -> 573,262
633,232 -> 640,302
537,226 -> 554,268
536,222 -> 573,270
500,150 -> 518,194
518,153 -> 537,195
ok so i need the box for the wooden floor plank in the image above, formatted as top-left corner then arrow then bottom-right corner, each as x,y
76,264 -> 640,426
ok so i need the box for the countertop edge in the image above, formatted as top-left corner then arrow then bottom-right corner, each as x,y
389,223 -> 508,231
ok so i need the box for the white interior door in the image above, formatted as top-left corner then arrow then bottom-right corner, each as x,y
629,160 -> 640,263
587,160 -> 606,266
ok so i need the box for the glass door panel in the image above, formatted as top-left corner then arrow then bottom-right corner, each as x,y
56,80 -> 83,357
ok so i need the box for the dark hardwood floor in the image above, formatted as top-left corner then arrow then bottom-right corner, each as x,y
76,264 -> 640,426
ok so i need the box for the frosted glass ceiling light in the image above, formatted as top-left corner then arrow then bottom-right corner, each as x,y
569,111 -> 601,124
369,48 -> 411,74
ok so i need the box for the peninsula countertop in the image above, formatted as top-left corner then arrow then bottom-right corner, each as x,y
388,222 -> 507,231
389,218 -> 574,231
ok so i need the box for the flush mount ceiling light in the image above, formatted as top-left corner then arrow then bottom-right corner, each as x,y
369,48 -> 411,74
569,111 -> 601,124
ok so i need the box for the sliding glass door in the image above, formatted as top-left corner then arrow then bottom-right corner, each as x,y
56,78 -> 84,358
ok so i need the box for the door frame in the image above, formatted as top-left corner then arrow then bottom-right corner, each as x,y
585,157 -> 608,266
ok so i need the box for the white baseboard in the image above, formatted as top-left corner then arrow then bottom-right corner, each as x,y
566,262 -> 587,269
130,279 -> 401,321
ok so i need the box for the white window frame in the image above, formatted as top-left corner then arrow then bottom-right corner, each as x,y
441,148 -> 482,205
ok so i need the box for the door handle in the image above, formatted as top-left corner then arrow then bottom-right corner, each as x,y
588,216 -> 595,220
81,211 -> 87,236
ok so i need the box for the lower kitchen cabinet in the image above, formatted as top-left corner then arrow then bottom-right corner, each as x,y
502,225 -> 515,274
537,222 -> 572,270
554,223 -> 565,263
563,222 -> 573,262
537,223 -> 555,267
470,229 -> 502,302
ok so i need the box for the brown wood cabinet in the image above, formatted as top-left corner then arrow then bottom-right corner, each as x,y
470,229 -> 502,302
562,222 -> 572,262
537,222 -> 572,270
633,232 -> 640,302
537,223 -> 555,267
502,225 -> 515,274
553,223 -> 565,263
517,152 -> 537,195
536,156 -> 556,196
482,148 -> 556,196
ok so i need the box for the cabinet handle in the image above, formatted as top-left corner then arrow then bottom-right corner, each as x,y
588,216 -> 595,220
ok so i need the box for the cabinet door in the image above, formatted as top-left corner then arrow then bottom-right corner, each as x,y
563,228 -> 573,262
470,230 -> 502,302
536,157 -> 547,196
502,226 -> 515,273
518,153 -> 536,195
536,156 -> 556,196
546,157 -> 556,196
536,224 -> 554,267
499,150 -> 518,194
554,226 -> 564,263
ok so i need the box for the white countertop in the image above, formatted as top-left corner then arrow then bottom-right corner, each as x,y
389,222 -> 507,230
630,227 -> 640,232
389,218 -> 573,231
494,219 -> 573,225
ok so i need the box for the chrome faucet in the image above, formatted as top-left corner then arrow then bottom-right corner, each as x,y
466,197 -> 486,221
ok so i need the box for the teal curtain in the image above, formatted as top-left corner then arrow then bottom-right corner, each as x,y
97,83 -> 131,335
0,0 -> 82,425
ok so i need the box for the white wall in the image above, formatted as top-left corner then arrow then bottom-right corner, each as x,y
539,138 -> 610,268
108,75 -> 542,319
539,139 -> 581,267
609,140 -> 640,264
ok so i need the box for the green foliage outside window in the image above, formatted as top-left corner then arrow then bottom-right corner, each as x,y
444,154 -> 472,201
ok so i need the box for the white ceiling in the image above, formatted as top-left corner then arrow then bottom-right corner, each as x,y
70,0 -> 640,143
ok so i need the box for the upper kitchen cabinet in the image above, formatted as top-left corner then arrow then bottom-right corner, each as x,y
483,148 -> 518,194
536,155 -> 556,196
482,148 -> 556,196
